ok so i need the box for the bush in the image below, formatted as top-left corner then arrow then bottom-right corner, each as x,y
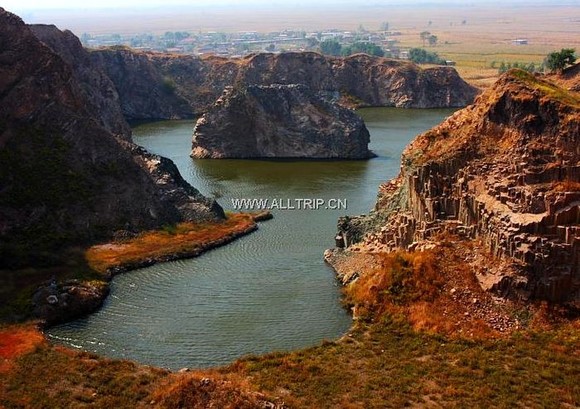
408,48 -> 445,65
544,48 -> 576,72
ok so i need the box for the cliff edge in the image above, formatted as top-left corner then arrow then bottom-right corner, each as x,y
335,69 -> 580,302
0,9 -> 223,268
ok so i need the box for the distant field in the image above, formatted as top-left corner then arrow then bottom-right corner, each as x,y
19,3 -> 580,88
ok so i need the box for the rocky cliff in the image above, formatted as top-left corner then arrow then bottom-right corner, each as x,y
29,24 -> 131,139
335,70 -> 580,302
90,48 -> 193,120
191,84 -> 374,159
94,50 -> 478,119
0,9 -> 223,268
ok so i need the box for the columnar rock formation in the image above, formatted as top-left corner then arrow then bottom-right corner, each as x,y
191,84 -> 374,159
336,69 -> 580,302
92,50 -> 479,120
0,8 -> 223,267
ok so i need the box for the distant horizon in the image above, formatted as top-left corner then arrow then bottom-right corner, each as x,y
4,0 -> 579,13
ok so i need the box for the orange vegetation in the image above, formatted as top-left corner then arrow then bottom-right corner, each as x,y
151,372 -> 275,409
86,213 -> 257,274
346,250 -> 444,320
552,179 -> 580,192
0,325 -> 44,373
343,238 -> 542,340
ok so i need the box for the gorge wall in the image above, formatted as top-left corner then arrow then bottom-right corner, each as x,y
91,50 -> 478,120
336,69 -> 580,302
0,9 -> 223,268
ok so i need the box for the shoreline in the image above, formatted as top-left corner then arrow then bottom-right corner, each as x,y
33,211 -> 272,329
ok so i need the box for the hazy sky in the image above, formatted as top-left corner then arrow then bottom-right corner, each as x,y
3,0 -> 558,11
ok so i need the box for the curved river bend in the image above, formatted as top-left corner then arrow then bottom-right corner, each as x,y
48,108 -> 454,370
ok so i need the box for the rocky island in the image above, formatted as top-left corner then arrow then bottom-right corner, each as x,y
191,84 -> 374,159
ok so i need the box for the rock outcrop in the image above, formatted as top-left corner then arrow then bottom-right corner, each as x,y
335,70 -> 580,302
191,84 -> 374,159
32,279 -> 110,326
29,24 -> 131,139
90,48 -> 193,120
0,8 -> 223,268
93,50 -> 478,119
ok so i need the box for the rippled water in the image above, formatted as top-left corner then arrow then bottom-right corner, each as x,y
47,108 -> 454,370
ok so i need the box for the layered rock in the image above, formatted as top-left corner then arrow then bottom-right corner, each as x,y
336,70 -> 580,302
0,8 -> 223,268
94,50 -> 478,119
191,84 -> 373,159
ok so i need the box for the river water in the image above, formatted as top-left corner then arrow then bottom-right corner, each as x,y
47,108 -> 454,370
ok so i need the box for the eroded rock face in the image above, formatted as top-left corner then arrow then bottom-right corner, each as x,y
95,51 -> 478,119
0,8 -> 223,268
192,84 -> 374,159
29,24 -> 131,139
337,70 -> 580,302
90,48 -> 193,120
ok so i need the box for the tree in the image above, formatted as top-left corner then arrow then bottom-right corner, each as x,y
544,48 -> 576,72
342,42 -> 385,57
420,31 -> 431,46
428,34 -> 438,47
408,48 -> 445,65
265,44 -> 276,52
320,39 -> 342,56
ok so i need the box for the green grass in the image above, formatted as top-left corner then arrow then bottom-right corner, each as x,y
226,318 -> 580,408
1,345 -> 168,408
510,69 -> 580,108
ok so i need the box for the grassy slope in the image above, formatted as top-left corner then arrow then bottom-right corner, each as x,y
221,245 -> 580,408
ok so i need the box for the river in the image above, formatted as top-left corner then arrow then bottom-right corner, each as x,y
47,108 -> 454,370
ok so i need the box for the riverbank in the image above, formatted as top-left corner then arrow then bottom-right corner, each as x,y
86,212 -> 270,276
4,212 -> 271,329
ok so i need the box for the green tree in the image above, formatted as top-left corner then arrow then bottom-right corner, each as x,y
408,48 -> 445,65
420,31 -> 431,46
544,48 -> 576,72
320,39 -> 342,56
342,42 -> 385,57
428,34 -> 438,47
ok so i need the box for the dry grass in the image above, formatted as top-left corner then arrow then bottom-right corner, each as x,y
1,238 -> 579,408
0,324 -> 45,373
510,69 -> 580,108
552,179 -> 580,192
151,372 -> 275,409
345,251 -> 444,320
85,213 -> 256,274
